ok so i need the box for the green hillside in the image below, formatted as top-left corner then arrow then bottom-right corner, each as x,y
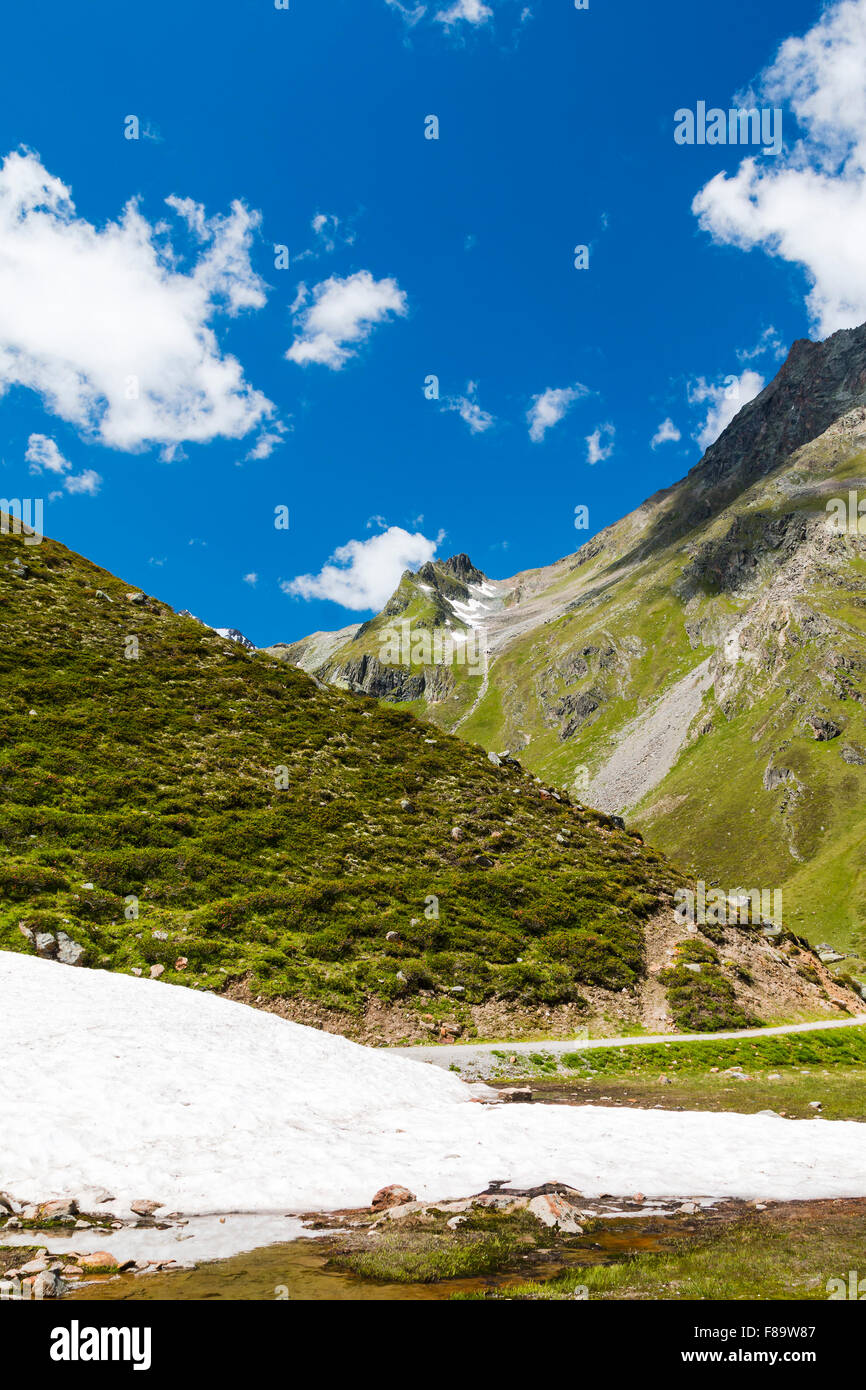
0,522 -> 689,1023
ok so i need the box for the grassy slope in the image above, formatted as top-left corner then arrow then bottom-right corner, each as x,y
0,524 -> 686,1016
419,437 -> 866,978
633,448 -> 866,968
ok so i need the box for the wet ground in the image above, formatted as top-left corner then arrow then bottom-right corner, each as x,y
67,1217 -> 681,1301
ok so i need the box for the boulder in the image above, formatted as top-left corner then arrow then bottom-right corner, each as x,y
56,932 -> 85,967
763,765 -> 793,791
371,1184 -> 416,1212
78,1251 -> 120,1270
37,1198 -> 78,1220
527,1193 -> 583,1234
31,1270 -> 68,1299
805,714 -> 841,741
130,1199 -> 164,1217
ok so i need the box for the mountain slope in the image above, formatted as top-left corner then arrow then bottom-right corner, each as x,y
283,324 -> 866,987
0,521 -> 855,1042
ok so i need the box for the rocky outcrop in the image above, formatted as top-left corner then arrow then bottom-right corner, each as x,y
319,652 -> 455,703
556,688 -> 605,740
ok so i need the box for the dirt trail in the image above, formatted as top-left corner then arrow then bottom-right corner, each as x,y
392,1015 -> 866,1078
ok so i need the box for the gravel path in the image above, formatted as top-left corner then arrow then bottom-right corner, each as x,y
392,1015 -> 866,1079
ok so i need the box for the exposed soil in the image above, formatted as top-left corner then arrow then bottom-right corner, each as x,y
224,910 -> 860,1045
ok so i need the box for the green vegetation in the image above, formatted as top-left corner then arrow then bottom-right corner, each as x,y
558,1024 -> 866,1075
303,420 -> 866,987
493,1026 -> 866,1120
462,1204 -> 866,1300
658,941 -> 759,1032
329,1205 -> 565,1285
0,525 -> 686,1014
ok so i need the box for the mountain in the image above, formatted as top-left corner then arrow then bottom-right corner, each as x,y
283,323 -> 866,989
177,610 -> 257,651
265,554 -> 503,709
1,520 -> 855,1042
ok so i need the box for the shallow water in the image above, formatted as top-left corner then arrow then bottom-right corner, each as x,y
68,1223 -> 673,1302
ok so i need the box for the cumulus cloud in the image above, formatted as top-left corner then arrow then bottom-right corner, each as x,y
586,423 -> 615,465
284,526 -> 442,611
435,0 -> 493,26
0,149 -> 275,453
689,370 -> 765,452
286,270 -> 407,368
692,0 -> 866,336
526,383 -> 588,442
650,418 -> 682,449
441,381 -> 494,434
26,433 -> 68,474
242,572 -> 258,586
62,468 -> 101,496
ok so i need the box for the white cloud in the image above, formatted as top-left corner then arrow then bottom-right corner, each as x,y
26,432 -> 69,474
0,149 -> 275,453
242,572 -> 258,586
526,383 -> 587,442
243,422 -> 289,462
385,0 -> 427,24
435,0 -> 493,26
692,0 -> 866,336
650,418 -> 682,449
63,468 -> 101,496
284,526 -> 442,611
586,423 -> 615,465
296,212 -> 356,262
736,325 -> 787,363
286,270 -> 407,368
689,370 -> 765,452
442,381 -> 494,434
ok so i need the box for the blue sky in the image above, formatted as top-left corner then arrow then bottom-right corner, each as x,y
1,0 -> 862,645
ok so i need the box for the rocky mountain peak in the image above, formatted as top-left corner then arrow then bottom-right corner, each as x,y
693,320 -> 866,505
440,553 -> 486,585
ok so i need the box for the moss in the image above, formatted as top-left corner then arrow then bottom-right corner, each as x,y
329,1228 -> 522,1283
460,1205 -> 866,1301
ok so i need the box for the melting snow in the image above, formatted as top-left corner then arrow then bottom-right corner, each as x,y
2,952 -> 865,1263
